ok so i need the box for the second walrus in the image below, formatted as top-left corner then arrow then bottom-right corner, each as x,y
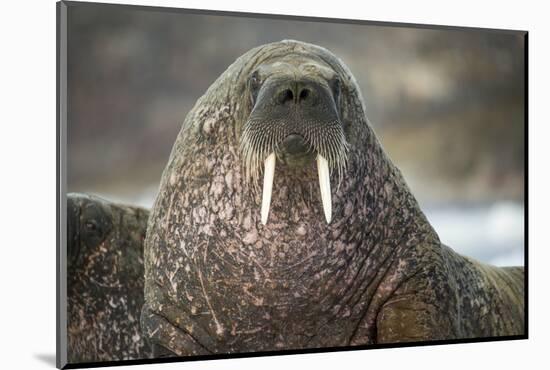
67,193 -> 152,363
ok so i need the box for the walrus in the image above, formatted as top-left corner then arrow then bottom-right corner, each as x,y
67,193 -> 152,363
142,40 -> 524,356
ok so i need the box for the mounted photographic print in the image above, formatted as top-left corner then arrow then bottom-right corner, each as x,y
56,1 -> 527,368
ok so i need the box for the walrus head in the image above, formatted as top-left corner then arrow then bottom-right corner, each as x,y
162,39 -> 376,230
240,54 -> 349,224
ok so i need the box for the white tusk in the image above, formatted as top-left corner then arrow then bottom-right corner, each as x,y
261,152 -> 276,225
317,154 -> 332,224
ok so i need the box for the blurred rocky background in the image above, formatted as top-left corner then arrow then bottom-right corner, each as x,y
67,4 -> 525,266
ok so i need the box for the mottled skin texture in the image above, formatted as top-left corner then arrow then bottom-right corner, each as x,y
142,40 -> 524,356
67,193 -> 152,363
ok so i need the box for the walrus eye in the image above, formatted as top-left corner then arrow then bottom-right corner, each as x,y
249,70 -> 262,105
80,203 -> 112,249
81,219 -> 107,249
85,221 -> 97,232
250,70 -> 260,86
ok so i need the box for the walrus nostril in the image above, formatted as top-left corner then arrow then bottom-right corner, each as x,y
299,88 -> 310,102
278,88 -> 294,104
283,134 -> 309,155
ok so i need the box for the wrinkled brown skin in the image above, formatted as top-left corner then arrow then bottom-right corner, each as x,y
142,40 -> 524,356
67,193 -> 152,363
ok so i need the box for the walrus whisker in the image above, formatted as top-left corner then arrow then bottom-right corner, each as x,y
240,120 -> 348,224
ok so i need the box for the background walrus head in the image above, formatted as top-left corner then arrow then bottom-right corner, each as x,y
67,193 -> 151,362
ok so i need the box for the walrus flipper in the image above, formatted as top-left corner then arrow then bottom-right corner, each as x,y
375,243 -> 525,344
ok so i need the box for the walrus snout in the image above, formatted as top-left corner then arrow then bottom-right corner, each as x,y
241,57 -> 350,225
